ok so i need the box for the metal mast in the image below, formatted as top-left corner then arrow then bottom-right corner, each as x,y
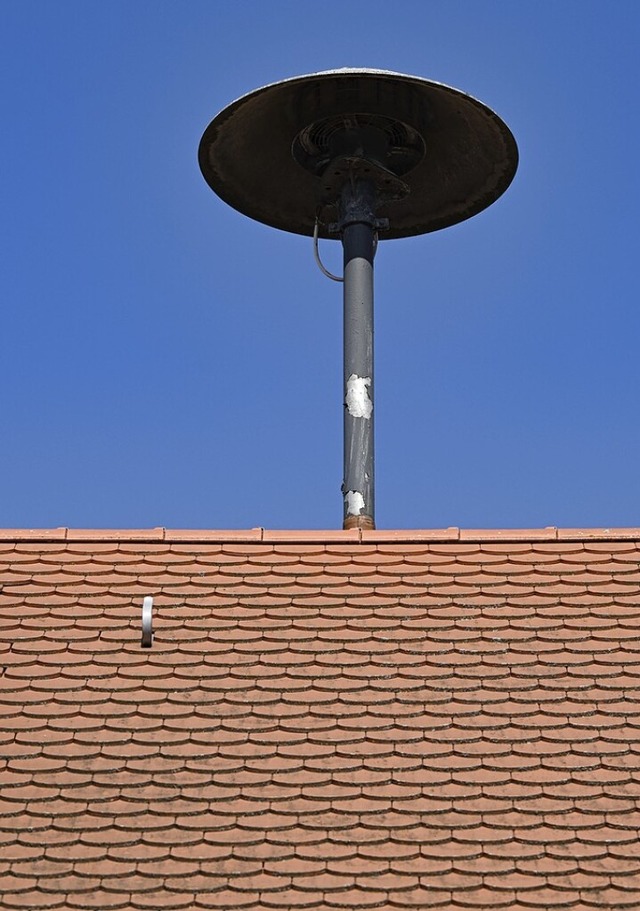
198,69 -> 518,528
340,179 -> 377,529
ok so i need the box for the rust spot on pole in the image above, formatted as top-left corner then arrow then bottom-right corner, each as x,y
344,514 -> 376,531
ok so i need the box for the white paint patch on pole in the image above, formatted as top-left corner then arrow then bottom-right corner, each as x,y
345,374 -> 373,419
345,490 -> 366,515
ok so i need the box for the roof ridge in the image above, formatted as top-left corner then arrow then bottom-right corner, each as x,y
1,526 -> 640,543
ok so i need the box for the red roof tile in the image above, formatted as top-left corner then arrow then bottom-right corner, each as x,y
2,527 -> 640,910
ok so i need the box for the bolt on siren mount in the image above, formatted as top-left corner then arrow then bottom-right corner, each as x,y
199,68 -> 518,530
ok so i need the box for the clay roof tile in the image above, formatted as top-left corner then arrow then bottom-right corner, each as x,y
1,526 -> 640,910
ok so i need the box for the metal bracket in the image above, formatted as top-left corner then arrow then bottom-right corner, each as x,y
319,156 -> 410,207
328,217 -> 388,236
141,596 -> 153,648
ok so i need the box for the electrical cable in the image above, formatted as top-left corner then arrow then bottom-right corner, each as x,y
313,218 -> 378,283
313,219 -> 344,282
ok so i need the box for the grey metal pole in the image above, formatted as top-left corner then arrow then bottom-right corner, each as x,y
340,180 -> 376,530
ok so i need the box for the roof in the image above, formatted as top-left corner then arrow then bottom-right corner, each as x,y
2,526 -> 640,911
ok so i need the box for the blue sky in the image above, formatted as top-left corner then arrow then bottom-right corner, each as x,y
1,1 -> 639,530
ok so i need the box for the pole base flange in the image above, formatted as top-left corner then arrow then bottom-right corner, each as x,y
343,515 -> 375,531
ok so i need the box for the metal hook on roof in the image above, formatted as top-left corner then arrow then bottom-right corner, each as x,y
141,596 -> 153,648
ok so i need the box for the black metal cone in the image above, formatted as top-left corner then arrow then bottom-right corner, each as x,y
199,68 -> 518,240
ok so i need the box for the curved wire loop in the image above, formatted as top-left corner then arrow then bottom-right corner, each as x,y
313,218 -> 379,284
313,219 -> 344,282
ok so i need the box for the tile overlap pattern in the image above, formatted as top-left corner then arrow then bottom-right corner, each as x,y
1,530 -> 640,910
